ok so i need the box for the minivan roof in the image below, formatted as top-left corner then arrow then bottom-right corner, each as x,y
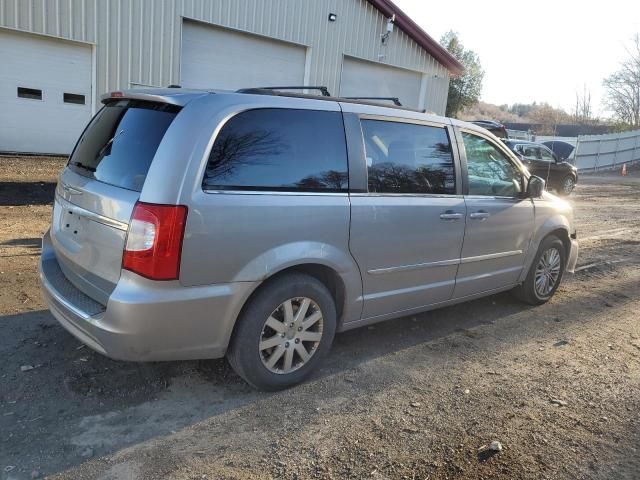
100,88 -> 496,139
101,87 -> 429,112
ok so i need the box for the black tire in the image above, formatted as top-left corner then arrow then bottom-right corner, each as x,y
512,235 -> 566,305
557,175 -> 575,196
226,272 -> 336,391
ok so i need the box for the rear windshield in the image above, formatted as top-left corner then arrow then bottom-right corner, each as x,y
68,99 -> 180,191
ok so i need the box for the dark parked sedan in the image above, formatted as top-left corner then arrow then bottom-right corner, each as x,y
504,140 -> 578,195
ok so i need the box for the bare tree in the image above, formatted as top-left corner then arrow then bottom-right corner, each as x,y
574,84 -> 593,124
529,103 -> 571,135
603,34 -> 640,128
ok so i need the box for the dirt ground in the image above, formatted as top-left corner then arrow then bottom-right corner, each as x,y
1,156 -> 639,480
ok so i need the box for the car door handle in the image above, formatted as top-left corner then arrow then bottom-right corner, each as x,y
439,211 -> 463,221
470,211 -> 490,220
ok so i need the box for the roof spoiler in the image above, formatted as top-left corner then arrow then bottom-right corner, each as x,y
100,90 -> 198,106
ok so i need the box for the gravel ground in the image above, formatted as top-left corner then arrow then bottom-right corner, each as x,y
1,156 -> 639,480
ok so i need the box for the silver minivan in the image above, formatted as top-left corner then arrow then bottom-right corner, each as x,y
40,88 -> 578,390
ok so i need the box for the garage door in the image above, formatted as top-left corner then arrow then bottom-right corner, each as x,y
180,21 -> 307,91
340,56 -> 423,109
0,29 -> 92,154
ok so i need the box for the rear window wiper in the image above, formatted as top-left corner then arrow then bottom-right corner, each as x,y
95,129 -> 125,162
69,161 -> 97,172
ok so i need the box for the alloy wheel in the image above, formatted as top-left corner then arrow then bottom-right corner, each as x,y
534,247 -> 562,297
563,177 -> 575,194
259,297 -> 324,374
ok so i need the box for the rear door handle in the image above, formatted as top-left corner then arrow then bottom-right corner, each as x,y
439,211 -> 463,221
470,211 -> 490,220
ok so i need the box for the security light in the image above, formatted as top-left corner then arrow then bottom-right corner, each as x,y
328,13 -> 337,22
385,15 -> 395,34
381,14 -> 396,44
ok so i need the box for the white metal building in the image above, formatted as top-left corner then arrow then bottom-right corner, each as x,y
0,0 -> 462,154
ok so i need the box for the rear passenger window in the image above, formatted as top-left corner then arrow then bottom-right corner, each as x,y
203,109 -> 348,192
360,120 -> 456,195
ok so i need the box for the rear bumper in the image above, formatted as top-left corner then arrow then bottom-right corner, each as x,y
566,237 -> 579,273
39,230 -> 258,361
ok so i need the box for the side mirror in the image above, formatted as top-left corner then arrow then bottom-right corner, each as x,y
527,175 -> 545,198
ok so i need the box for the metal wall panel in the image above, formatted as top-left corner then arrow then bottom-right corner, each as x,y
180,20 -> 307,89
340,55 -> 423,108
0,0 -> 451,114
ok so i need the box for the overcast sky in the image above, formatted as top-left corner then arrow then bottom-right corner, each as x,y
394,0 -> 640,116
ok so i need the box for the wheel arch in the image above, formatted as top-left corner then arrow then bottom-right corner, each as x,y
545,227 -> 571,257
229,260 -> 359,346
519,217 -> 572,283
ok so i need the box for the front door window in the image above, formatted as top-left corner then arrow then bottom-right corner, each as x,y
462,132 -> 524,197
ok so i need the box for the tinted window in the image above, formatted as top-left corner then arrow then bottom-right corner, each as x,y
540,147 -> 554,162
64,93 -> 86,105
521,145 -> 540,160
68,100 -> 180,191
203,109 -> 348,192
18,87 -> 42,100
463,132 -> 524,197
361,120 -> 455,194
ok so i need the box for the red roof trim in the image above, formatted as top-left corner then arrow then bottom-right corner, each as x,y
365,0 -> 464,76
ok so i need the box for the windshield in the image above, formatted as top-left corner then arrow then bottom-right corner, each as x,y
68,99 -> 181,191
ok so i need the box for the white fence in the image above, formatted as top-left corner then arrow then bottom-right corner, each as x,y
574,129 -> 640,171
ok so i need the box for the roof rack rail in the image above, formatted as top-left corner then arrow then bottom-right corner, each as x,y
344,96 -> 402,106
237,86 -> 331,97
234,87 -> 427,113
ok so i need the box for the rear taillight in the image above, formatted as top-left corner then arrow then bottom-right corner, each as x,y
122,202 -> 188,281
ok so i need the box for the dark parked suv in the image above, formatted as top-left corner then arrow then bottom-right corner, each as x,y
504,140 -> 578,195
471,120 -> 508,139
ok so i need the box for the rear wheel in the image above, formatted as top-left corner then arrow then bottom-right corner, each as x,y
227,273 -> 336,391
558,175 -> 575,196
512,235 -> 566,305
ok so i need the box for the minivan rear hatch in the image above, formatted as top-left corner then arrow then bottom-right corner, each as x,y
51,98 -> 181,304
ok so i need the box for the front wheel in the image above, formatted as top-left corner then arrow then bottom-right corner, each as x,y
227,273 -> 336,391
512,235 -> 566,305
558,175 -> 575,196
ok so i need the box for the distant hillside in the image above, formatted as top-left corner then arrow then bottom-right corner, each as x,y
459,101 -> 611,135
458,102 -> 522,123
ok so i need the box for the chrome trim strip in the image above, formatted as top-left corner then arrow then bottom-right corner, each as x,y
368,258 -> 459,275
367,250 -> 523,275
202,190 -> 349,197
459,250 -> 523,264
61,182 -> 83,195
351,192 -> 464,199
362,278 -> 456,300
55,194 -> 129,231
